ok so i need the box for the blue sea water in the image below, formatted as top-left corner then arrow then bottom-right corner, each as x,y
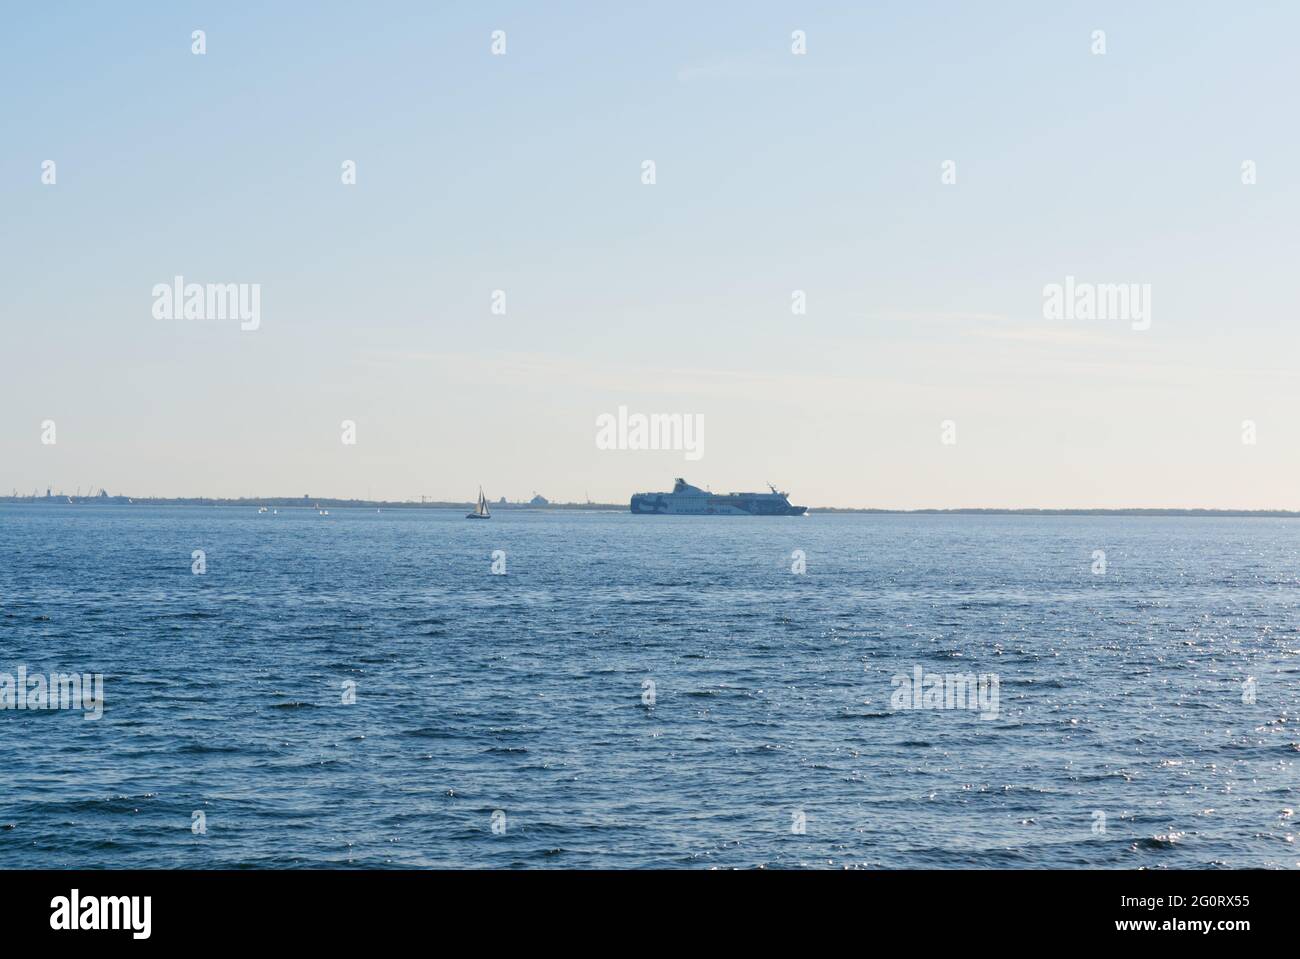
0,503 -> 1297,869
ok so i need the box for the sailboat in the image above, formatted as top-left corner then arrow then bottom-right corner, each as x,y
466,487 -> 490,520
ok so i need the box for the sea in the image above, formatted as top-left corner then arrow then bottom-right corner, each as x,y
1,503 -> 1297,869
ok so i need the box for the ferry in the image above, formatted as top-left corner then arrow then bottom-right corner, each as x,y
630,478 -> 807,516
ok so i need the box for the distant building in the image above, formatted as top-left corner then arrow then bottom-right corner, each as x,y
498,496 -> 507,505
529,493 -> 549,506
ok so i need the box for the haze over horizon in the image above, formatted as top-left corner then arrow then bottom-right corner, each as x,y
4,2 -> 1299,511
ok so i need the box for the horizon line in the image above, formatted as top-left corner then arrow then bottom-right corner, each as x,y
4,494 -> 1300,518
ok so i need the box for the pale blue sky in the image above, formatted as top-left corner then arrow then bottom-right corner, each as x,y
3,2 -> 1299,507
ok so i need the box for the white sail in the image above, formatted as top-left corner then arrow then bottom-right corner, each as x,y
467,486 -> 491,518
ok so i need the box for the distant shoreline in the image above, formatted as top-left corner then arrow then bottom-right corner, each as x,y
3,496 -> 1299,518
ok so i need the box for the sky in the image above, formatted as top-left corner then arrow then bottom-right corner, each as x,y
3,1 -> 1299,509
